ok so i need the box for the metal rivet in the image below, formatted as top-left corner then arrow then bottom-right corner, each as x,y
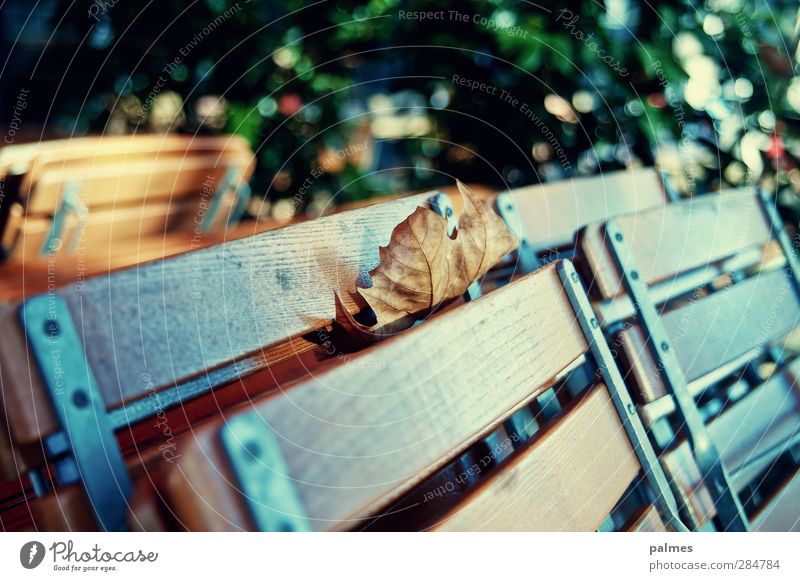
72,390 -> 89,408
244,441 -> 262,459
660,341 -> 670,352
570,272 -> 579,283
614,232 -> 624,242
627,403 -> 636,415
44,319 -> 60,337
506,204 -> 514,212
630,270 -> 640,280
590,318 -> 599,329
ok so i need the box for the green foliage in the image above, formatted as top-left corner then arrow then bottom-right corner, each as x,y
40,0 -> 800,221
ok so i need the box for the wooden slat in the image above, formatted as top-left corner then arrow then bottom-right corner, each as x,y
581,190 -> 773,299
433,385 -> 639,531
623,505 -> 667,532
752,471 -> 800,531
620,268 -> 800,401
508,167 -> 665,252
25,151 -> 253,214
1,134 -> 251,180
0,192 -> 457,450
663,359 -> 800,525
131,265 -> 588,531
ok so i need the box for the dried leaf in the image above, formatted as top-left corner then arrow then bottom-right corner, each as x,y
333,181 -> 518,347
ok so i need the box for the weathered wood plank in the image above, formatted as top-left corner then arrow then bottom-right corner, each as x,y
508,167 -> 665,253
0,192 -> 439,451
619,267 -> 799,401
26,152 -> 253,214
132,265 -> 588,531
433,385 -> 639,531
581,189 -> 773,299
2,134 -> 250,181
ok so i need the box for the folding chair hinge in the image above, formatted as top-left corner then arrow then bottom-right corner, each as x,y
496,192 -> 539,275
221,413 -> 311,532
41,181 -> 88,255
20,295 -> 131,531
604,222 -> 750,531
556,260 -> 689,533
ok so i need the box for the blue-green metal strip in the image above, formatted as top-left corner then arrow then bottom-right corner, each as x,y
220,413 -> 311,532
556,260 -> 689,533
605,221 -> 750,531
20,295 -> 131,530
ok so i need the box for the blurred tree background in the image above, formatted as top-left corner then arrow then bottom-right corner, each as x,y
1,0 -> 800,223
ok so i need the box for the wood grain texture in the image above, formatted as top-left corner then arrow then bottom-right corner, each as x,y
433,385 -> 639,531
619,267 -> 800,401
132,265 -> 588,531
0,193 -> 438,453
623,504 -> 667,532
664,359 -> 800,526
2,134 -> 250,181
0,217 -> 288,303
25,151 -> 254,214
63,193 -> 446,403
508,167 -> 665,252
581,189 -> 773,299
752,470 -> 800,531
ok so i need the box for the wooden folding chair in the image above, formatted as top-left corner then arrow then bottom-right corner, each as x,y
577,187 -> 800,531
0,134 -> 255,260
120,261 -> 685,532
494,167 -> 667,275
0,190 -> 470,530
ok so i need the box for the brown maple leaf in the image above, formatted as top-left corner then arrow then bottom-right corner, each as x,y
333,181 -> 518,348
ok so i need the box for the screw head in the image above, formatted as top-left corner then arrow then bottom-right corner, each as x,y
614,232 -> 624,242
72,390 -> 89,409
244,440 -> 262,459
44,319 -> 60,337
660,341 -> 670,352
630,270 -> 640,280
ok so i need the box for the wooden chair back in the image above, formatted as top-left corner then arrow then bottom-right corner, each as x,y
120,262 -> 682,532
578,188 -> 800,531
1,135 -> 255,260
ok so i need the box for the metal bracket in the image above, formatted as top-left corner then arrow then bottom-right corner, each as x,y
200,167 -> 238,232
604,221 -> 750,531
757,187 -> 800,296
228,181 -> 253,225
41,181 -> 88,255
428,192 -> 481,301
658,170 -> 682,203
20,295 -> 131,531
496,192 -> 540,275
220,413 -> 311,532
557,260 -> 689,533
